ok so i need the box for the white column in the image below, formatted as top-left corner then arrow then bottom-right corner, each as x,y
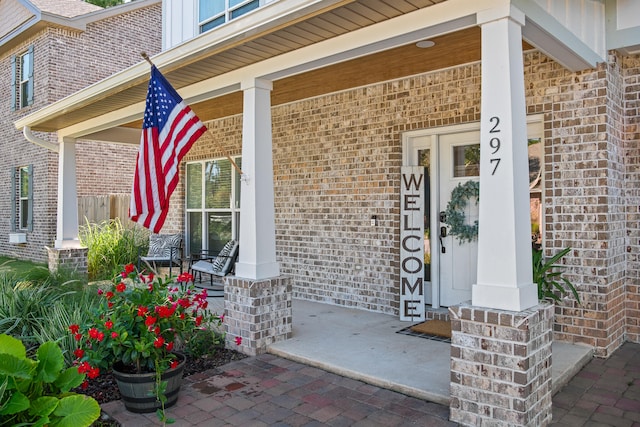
235,78 -> 280,280
55,137 -> 82,249
472,6 -> 538,311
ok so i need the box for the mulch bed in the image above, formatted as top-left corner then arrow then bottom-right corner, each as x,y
78,349 -> 247,426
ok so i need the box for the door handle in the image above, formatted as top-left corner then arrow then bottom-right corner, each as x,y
439,211 -> 447,223
439,236 -> 446,253
440,226 -> 447,238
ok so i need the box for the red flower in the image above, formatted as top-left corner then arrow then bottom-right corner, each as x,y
180,313 -> 185,320
170,360 -> 179,369
97,289 -> 104,296
116,282 -> 126,293
97,332 -> 105,342
137,306 -> 148,317
111,332 -> 119,339
81,380 -> 89,390
156,305 -> 176,318
166,341 -> 174,352
195,315 -> 203,326
154,326 -> 161,335
106,291 -> 114,300
104,320 -> 113,330
88,328 -> 99,340
147,283 -> 154,292
74,333 -> 82,342
178,298 -> 191,308
78,361 -> 91,374
107,302 -> 113,308
122,263 -> 135,278
74,348 -> 84,359
177,273 -> 193,283
69,324 -> 79,334
88,367 -> 100,379
220,314 -> 225,323
235,336 -> 242,346
153,336 -> 165,348
145,316 -> 157,328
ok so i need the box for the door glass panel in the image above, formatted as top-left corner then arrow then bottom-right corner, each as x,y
418,149 -> 431,283
528,137 -> 543,249
453,144 -> 480,177
188,212 -> 203,255
186,163 -> 202,209
205,159 -> 231,209
207,213 -> 232,252
234,158 -> 242,208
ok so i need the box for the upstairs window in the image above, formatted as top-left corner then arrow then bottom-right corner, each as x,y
198,0 -> 262,33
11,46 -> 34,110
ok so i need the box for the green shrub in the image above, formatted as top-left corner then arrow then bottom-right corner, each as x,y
0,274 -> 101,365
0,334 -> 100,427
79,218 -> 149,281
533,247 -> 580,304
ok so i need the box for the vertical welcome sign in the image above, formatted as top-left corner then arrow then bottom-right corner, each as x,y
400,166 -> 425,321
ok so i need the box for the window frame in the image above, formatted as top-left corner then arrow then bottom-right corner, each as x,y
11,46 -> 34,110
185,156 -> 242,256
198,0 -> 263,33
11,165 -> 33,232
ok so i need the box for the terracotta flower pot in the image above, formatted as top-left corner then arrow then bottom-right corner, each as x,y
112,353 -> 186,413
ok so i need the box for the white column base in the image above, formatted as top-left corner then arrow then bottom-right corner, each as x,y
472,282 -> 538,312
235,261 -> 280,280
54,238 -> 84,249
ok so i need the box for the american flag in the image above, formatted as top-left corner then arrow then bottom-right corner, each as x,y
129,65 -> 206,233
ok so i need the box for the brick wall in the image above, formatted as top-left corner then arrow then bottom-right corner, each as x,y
622,55 -> 640,344
0,3 -> 161,262
190,50 -> 638,354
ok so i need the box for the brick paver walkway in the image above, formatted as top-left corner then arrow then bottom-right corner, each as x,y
103,353 -> 456,426
551,342 -> 640,426
103,342 -> 640,426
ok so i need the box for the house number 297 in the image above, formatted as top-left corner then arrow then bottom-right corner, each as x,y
488,116 -> 501,175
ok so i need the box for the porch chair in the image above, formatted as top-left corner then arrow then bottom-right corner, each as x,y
189,240 -> 239,291
138,233 -> 183,277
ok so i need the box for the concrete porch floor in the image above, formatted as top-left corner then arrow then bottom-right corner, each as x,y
266,299 -> 595,405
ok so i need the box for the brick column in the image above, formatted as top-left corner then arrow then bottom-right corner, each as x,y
46,246 -> 88,277
224,276 -> 292,356
449,302 -> 554,427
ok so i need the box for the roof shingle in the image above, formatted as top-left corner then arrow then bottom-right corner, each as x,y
28,0 -> 102,18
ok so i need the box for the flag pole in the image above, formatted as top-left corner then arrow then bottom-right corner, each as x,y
140,52 -> 244,176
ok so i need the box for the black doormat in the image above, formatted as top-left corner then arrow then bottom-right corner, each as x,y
396,323 -> 452,344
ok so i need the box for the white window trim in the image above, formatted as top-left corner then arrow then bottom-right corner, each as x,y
198,0 -> 266,33
185,156 -> 242,255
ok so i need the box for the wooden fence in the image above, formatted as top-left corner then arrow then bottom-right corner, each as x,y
78,194 -> 132,226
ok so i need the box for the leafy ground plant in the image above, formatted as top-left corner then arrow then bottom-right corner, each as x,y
0,334 -> 100,427
533,247 -> 580,303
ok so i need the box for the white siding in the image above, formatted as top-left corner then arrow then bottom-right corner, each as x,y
533,0 -> 605,58
616,0 -> 640,31
163,0 -> 196,50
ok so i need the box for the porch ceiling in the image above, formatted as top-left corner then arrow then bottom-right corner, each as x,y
15,0 -> 558,141
123,27 -> 486,129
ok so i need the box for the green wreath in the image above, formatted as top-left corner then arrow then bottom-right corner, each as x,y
444,180 -> 480,243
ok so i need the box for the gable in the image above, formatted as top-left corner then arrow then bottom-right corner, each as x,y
0,0 -> 35,41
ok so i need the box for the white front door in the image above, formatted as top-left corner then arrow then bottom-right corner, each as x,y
437,131 -> 479,307
402,118 -> 543,310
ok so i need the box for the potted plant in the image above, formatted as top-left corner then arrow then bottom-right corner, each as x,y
69,264 -> 229,423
